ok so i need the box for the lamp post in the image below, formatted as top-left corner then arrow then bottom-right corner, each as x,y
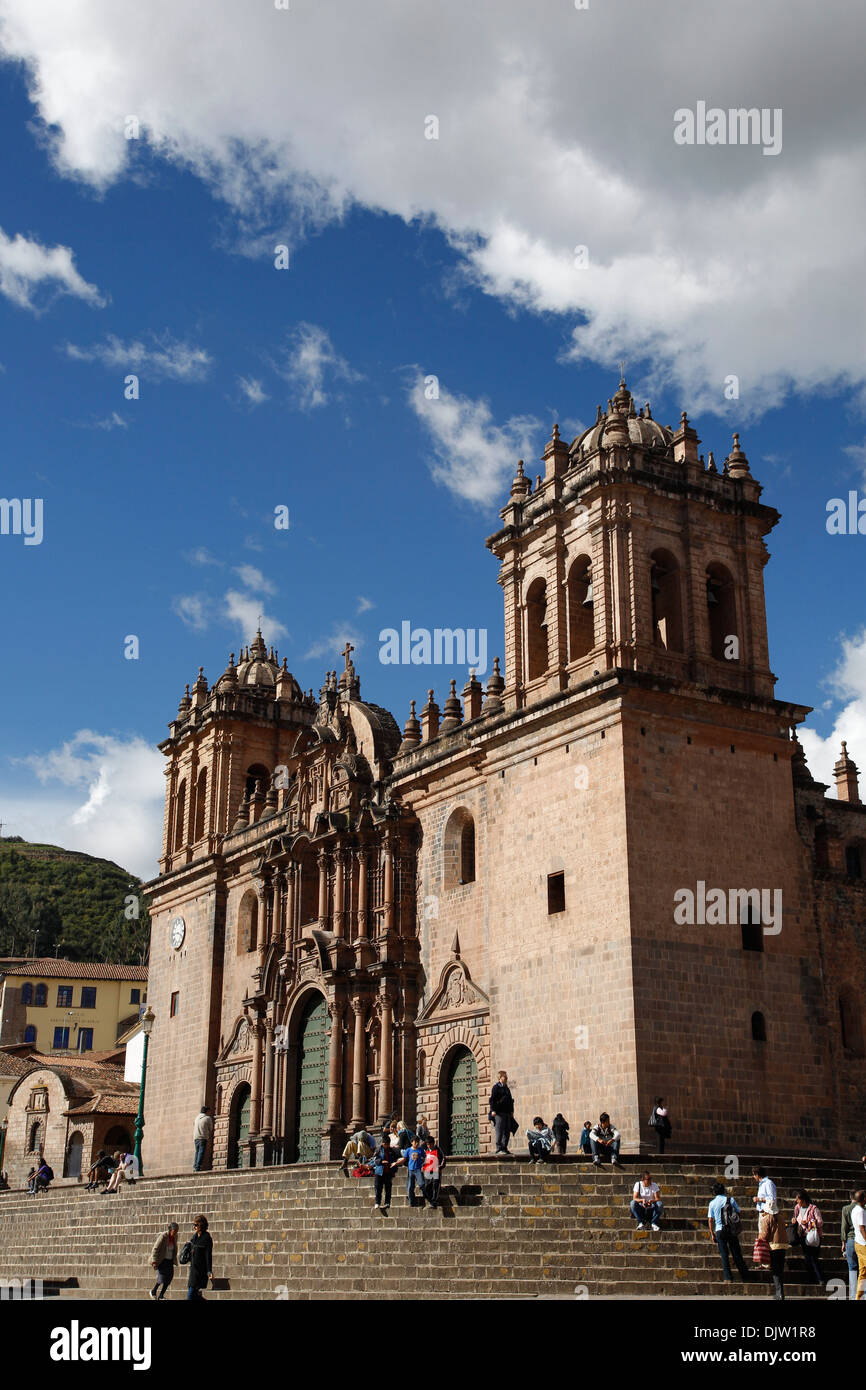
132,1006 -> 155,1176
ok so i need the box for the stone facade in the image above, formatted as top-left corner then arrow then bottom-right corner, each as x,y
142,375 -> 866,1172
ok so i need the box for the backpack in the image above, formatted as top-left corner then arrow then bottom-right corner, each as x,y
720,1197 -> 741,1236
42,1166 -> 54,1183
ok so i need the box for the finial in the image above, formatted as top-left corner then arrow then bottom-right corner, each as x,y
536,474 -> 542,490
619,360 -> 626,385
552,422 -> 560,441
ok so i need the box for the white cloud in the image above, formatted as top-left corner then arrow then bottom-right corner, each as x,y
357,596 -> 374,613
186,546 -> 223,568
274,322 -> 362,410
223,589 -> 288,645
304,625 -> 364,663
233,564 -> 274,594
408,373 -> 542,507
1,1 -> 864,413
172,594 -> 211,631
64,333 -> 212,381
237,375 -> 269,406
799,629 -> 866,792
0,225 -> 104,311
8,731 -> 165,879
80,410 -> 127,431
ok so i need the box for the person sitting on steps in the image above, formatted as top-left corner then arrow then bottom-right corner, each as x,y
590,1113 -> 621,1166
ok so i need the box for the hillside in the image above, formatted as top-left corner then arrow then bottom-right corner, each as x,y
0,837 -> 149,965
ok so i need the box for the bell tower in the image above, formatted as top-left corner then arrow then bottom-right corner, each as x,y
487,373 -> 778,711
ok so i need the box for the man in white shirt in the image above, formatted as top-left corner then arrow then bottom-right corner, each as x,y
851,1190 -> 866,1300
630,1170 -> 663,1230
752,1166 -> 778,1214
193,1106 -> 214,1171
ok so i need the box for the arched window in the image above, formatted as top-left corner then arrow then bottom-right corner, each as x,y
21,982 -> 33,1006
444,808 -> 476,890
245,764 -> 270,824
193,767 -> 208,841
28,1121 -> 42,1152
839,987 -> 865,1056
845,843 -> 863,879
526,578 -> 548,680
24,1025 -> 36,1043
567,557 -> 594,662
237,888 -> 259,955
173,779 -> 187,851
34,984 -> 47,1007
650,549 -> 684,653
707,563 -> 738,662
751,1010 -> 767,1042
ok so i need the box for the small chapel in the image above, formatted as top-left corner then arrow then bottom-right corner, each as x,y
142,375 -> 866,1172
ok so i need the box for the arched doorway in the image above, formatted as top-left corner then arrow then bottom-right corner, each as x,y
229,1083 -> 251,1169
65,1131 -> 84,1179
293,995 -> 330,1163
103,1125 -> 132,1153
446,1047 -> 479,1156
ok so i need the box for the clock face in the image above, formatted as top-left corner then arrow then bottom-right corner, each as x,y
170,915 -> 186,949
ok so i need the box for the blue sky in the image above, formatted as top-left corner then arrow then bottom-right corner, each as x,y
0,0 -> 864,876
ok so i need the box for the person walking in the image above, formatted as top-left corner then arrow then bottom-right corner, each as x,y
766,1211 -> 788,1300
751,1166 -> 777,1218
401,1136 -> 427,1206
630,1171 -> 663,1230
185,1215 -> 213,1301
851,1190 -> 866,1299
421,1136 -> 444,1208
149,1222 -> 179,1300
489,1071 -> 515,1156
551,1113 -> 570,1155
193,1107 -> 213,1172
648,1098 -> 672,1154
589,1114 -> 621,1166
842,1190 -> 861,1301
791,1189 -> 824,1286
372,1133 -> 399,1212
707,1181 -> 749,1283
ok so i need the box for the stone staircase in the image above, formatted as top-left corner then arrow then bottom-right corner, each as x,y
0,1154 -> 859,1300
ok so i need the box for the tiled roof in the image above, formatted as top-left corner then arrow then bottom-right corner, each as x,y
0,1051 -> 39,1078
65,1088 -> 139,1117
0,1046 -> 125,1076
0,958 -> 147,981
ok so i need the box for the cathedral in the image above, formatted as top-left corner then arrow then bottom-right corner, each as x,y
142,374 -> 866,1173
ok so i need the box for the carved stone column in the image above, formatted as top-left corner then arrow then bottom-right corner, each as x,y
378,983 -> 395,1123
333,846 -> 346,938
285,862 -> 297,945
327,999 -> 345,1125
383,833 -> 395,934
355,847 -> 368,938
261,1014 -> 275,1137
249,1016 -> 264,1136
350,999 -> 367,1128
317,848 -> 329,929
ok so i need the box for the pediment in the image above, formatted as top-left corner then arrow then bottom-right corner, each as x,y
418,959 -> 488,1022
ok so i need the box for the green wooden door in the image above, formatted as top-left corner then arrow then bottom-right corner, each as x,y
294,995 -> 330,1162
448,1047 -> 479,1155
231,1085 -> 251,1168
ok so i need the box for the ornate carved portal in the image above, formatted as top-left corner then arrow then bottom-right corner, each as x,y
213,797 -> 421,1166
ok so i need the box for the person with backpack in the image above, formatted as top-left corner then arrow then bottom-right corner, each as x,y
551,1113 -> 570,1155
421,1136 -> 445,1208
29,1158 -> 53,1194
372,1133 -> 399,1212
648,1097 -> 672,1154
103,1150 -> 138,1192
707,1181 -> 749,1283
182,1215 -> 213,1301
791,1189 -> 824,1285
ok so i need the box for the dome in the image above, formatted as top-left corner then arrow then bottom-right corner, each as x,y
570,377 -> 673,461
234,628 -> 280,690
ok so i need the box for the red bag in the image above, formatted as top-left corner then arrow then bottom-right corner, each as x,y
351,1163 -> 373,1178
